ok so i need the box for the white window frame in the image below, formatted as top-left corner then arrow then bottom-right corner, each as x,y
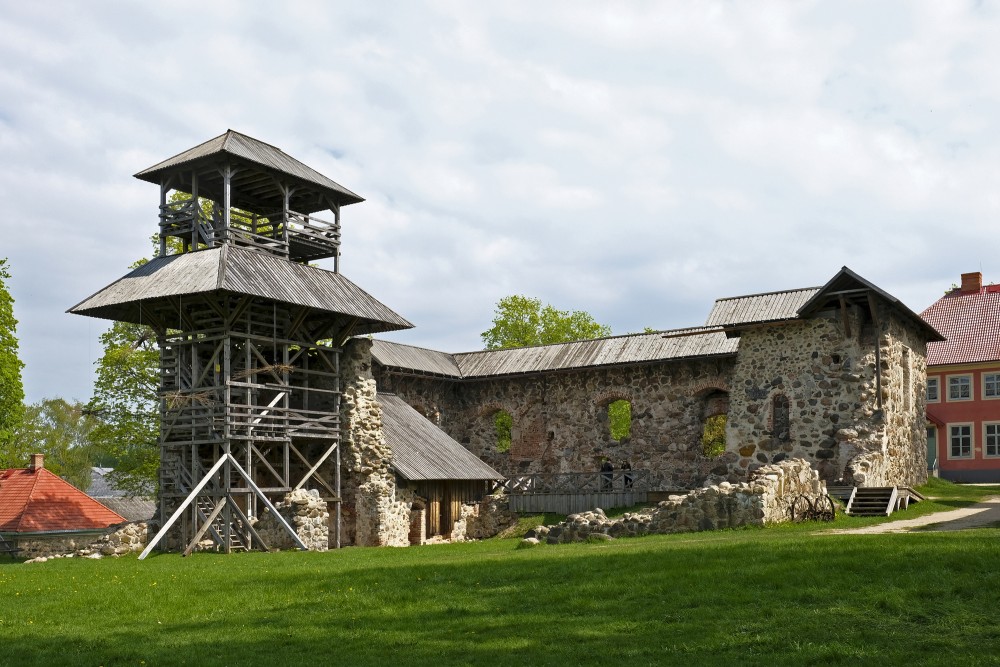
947,374 -> 974,402
948,423 -> 974,460
984,373 -> 1000,400
926,377 -> 940,403
985,422 -> 1000,458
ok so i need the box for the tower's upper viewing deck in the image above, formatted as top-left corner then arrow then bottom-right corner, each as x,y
136,130 -> 361,266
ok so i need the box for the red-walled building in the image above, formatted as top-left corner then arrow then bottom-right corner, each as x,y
921,272 -> 1000,482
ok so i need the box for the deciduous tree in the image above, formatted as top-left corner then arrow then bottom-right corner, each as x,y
86,318 -> 159,495
481,295 -> 612,350
0,258 -> 24,456
12,398 -> 95,489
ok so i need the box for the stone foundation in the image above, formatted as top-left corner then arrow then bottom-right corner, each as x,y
529,458 -> 825,544
19,522 -> 148,562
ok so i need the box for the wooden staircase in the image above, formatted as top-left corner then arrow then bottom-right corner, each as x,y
846,487 -> 898,516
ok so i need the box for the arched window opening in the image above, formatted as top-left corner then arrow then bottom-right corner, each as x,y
494,410 -> 512,453
608,399 -> 632,442
772,394 -> 790,442
701,414 -> 727,457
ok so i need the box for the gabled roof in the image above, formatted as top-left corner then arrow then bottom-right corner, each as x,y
921,284 -> 1000,365
371,328 -> 738,380
379,394 -> 503,481
0,467 -> 126,534
706,267 -> 943,342
68,245 -> 413,335
135,130 -> 363,212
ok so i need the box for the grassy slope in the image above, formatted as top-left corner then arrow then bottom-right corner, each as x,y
3,480 -> 1000,666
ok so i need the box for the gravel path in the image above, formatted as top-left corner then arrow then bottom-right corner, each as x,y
823,496 -> 1000,534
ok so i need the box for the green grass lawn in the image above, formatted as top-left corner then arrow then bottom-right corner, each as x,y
3,480 -> 1000,666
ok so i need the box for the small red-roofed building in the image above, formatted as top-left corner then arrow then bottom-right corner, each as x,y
921,272 -> 1000,482
0,454 -> 127,557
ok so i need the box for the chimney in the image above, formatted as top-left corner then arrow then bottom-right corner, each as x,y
28,453 -> 44,471
961,272 -> 983,294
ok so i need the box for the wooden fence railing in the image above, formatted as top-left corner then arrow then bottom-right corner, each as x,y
492,470 -> 649,495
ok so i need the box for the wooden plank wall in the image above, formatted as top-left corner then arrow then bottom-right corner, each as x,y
415,480 -> 489,538
508,492 -> 648,515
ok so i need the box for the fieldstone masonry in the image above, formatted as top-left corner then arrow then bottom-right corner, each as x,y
729,305 -> 928,488
376,303 -> 929,492
20,522 -> 148,562
451,494 -> 517,541
254,489 -> 330,551
341,338 -> 412,546
527,458 -> 824,544
377,359 -> 733,489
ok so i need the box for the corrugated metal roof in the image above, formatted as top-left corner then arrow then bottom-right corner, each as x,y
372,329 -> 738,379
380,394 -> 503,481
69,245 -> 413,335
135,130 -> 363,206
921,285 -> 1000,365
705,287 -> 820,327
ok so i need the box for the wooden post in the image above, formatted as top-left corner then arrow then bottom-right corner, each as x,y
159,182 -> 169,257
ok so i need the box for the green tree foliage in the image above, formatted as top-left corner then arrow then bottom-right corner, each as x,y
495,410 -> 512,453
0,258 -> 24,453
701,414 -> 727,458
608,399 -> 631,441
481,295 -> 612,350
10,398 -> 96,489
86,318 -> 159,495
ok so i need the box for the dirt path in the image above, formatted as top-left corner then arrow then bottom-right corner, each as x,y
823,495 -> 1000,534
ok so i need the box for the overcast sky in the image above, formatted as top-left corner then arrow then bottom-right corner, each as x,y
2,1 -> 999,404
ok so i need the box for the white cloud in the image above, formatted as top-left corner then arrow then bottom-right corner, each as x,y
1,0 -> 1000,402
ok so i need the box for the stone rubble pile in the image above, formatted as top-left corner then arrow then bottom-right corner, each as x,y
525,458 -> 825,545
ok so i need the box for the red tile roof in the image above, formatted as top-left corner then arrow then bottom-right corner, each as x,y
0,467 -> 126,533
921,284 -> 1000,366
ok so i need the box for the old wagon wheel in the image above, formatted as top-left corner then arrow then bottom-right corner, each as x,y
790,495 -> 813,522
814,494 -> 837,522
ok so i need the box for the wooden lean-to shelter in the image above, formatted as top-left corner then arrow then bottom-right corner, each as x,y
70,131 -> 412,555
379,394 -> 503,540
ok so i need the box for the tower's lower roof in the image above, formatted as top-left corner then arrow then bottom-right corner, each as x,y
68,245 -> 413,335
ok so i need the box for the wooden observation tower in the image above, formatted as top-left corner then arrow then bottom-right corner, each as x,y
70,131 -> 412,555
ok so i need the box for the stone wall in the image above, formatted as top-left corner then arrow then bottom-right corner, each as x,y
528,458 -> 824,544
253,488 -> 330,551
19,522 -> 148,562
377,302 -> 930,490
846,307 -> 929,487
451,493 -> 517,541
376,358 -> 734,490
340,337 -> 411,547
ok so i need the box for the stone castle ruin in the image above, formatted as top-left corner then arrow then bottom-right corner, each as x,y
374,269 -> 942,494
70,131 -> 941,553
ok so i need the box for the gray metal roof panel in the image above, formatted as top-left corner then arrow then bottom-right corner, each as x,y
380,394 -> 503,481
